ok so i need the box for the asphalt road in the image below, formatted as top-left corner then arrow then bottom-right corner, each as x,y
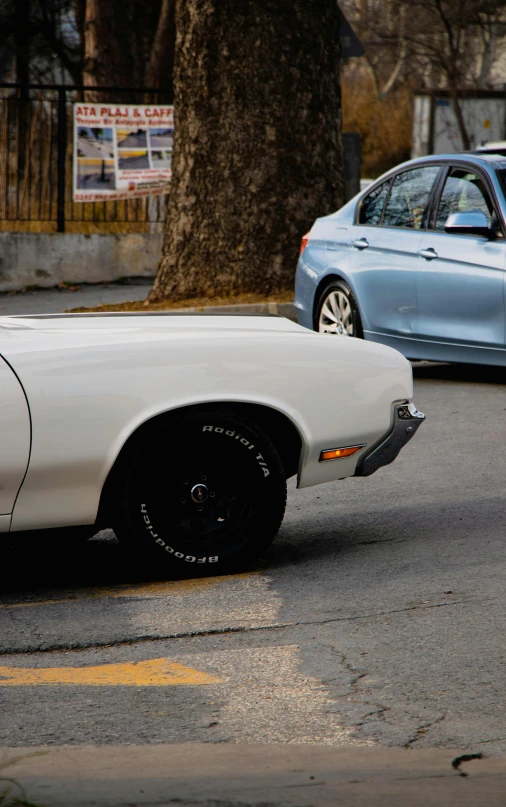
118,133 -> 147,148
149,135 -> 173,148
77,138 -> 114,160
1,361 -> 505,755
118,154 -> 149,169
77,167 -> 116,190
0,281 -> 151,315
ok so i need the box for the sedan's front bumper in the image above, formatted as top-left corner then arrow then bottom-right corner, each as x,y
354,401 -> 425,477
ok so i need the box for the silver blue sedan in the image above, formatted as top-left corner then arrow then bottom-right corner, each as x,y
295,153 -> 506,366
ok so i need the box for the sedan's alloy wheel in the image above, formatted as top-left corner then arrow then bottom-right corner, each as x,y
318,290 -> 354,336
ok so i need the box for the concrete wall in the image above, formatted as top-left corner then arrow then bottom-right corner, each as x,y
0,233 -> 162,292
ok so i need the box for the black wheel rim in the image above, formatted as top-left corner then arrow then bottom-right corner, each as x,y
171,460 -> 253,546
134,429 -> 263,559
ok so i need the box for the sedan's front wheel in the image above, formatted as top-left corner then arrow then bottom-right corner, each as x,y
115,411 -> 287,570
314,280 -> 363,337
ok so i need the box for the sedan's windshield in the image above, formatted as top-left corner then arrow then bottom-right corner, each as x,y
495,168 -> 506,201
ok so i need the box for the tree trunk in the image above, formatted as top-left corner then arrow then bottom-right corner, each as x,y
450,87 -> 471,150
83,0 -> 104,100
15,0 -> 30,94
82,0 -> 137,101
149,0 -> 344,303
145,0 -> 175,89
15,0 -> 30,178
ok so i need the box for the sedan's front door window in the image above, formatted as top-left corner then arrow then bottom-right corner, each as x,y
382,166 -> 440,229
436,168 -> 494,230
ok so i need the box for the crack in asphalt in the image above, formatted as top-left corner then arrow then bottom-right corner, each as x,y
361,703 -> 390,721
355,537 -> 407,547
0,598 -> 472,656
340,655 -> 367,689
2,601 -> 43,647
323,646 -> 393,734
404,714 -> 446,749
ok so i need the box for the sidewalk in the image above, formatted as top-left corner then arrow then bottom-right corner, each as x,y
0,280 -> 152,317
0,281 -> 297,320
1,744 -> 504,807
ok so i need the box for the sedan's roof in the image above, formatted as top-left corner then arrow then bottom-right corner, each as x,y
404,152 -> 506,170
358,153 -> 506,195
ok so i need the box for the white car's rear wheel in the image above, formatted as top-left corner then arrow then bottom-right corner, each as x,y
314,280 -> 363,337
116,411 -> 286,570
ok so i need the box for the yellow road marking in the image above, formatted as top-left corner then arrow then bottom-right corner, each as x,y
0,658 -> 222,687
0,572 -> 258,610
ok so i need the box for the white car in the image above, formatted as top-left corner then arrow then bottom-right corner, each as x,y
0,313 -> 424,568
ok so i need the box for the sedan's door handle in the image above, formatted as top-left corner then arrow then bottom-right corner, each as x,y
351,238 -> 369,250
418,247 -> 438,260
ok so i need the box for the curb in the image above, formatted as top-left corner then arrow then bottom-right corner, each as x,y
165,301 -> 297,321
1,744 -> 504,807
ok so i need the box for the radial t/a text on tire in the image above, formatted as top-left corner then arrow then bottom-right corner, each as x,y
116,411 -> 287,569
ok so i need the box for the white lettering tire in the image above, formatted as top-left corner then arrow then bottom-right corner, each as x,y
115,411 -> 287,570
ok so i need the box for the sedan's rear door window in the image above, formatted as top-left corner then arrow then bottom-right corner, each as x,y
358,180 -> 390,225
382,166 -> 440,229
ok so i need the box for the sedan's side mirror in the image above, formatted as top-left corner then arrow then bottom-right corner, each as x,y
444,210 -> 492,238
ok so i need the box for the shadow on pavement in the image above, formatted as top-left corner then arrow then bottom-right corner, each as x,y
3,489 -> 506,598
412,361 -> 506,385
0,529 -> 255,600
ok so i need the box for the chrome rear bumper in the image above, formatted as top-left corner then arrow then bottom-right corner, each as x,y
354,401 -> 425,477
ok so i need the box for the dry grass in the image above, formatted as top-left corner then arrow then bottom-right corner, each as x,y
342,71 -> 413,178
67,289 -> 294,314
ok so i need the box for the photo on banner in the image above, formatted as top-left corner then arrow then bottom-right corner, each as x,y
73,104 -> 174,202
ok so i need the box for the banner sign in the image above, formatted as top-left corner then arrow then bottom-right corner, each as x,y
73,104 -> 174,201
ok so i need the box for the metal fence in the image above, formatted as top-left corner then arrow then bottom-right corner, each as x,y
0,83 -> 173,233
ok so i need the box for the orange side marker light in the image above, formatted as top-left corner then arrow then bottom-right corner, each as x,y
319,445 -> 365,462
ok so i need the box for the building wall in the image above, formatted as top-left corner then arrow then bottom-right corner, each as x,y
412,93 -> 506,158
0,233 -> 162,292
